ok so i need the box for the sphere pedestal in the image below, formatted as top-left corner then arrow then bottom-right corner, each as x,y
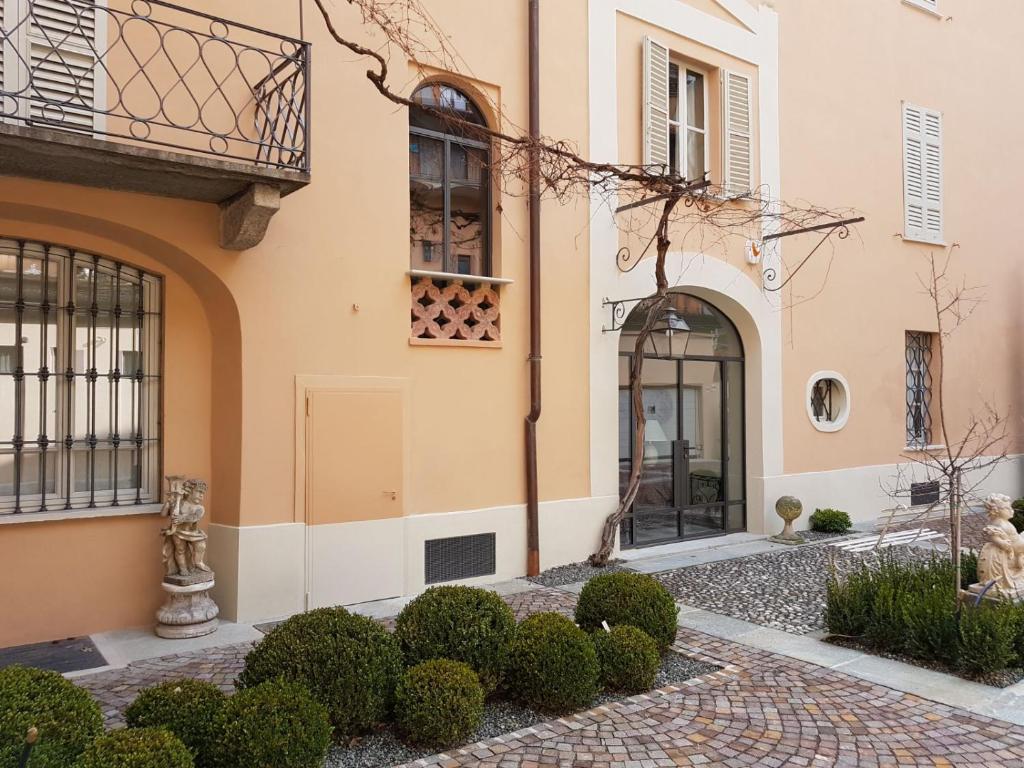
769,495 -> 806,545
155,574 -> 219,639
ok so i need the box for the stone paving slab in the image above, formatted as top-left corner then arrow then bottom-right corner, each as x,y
72,584 -> 1024,766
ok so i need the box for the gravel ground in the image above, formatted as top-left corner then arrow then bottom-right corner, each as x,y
656,541 -> 938,635
526,559 -> 629,587
325,651 -> 718,768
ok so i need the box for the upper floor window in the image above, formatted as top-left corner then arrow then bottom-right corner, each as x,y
643,36 -> 752,193
668,63 -> 707,181
409,83 -> 491,278
0,238 -> 162,515
902,103 -> 943,243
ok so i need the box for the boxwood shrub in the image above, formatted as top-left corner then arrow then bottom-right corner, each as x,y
0,665 -> 103,768
592,624 -> 660,694
809,508 -> 852,534
394,659 -> 484,748
575,572 -> 679,652
237,606 -> 402,739
124,680 -> 226,768
506,612 -> 599,713
395,585 -> 515,692
957,602 -> 1020,676
825,553 -> 1024,677
74,727 -> 194,768
211,679 -> 331,768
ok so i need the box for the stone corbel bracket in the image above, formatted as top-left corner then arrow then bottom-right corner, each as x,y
219,182 -> 281,250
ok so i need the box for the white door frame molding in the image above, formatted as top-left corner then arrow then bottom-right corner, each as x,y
587,0 -> 783,538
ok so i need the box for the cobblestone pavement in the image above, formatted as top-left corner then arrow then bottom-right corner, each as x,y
76,585 -> 1024,766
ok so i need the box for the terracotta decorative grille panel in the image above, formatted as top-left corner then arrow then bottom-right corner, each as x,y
410,277 -> 500,342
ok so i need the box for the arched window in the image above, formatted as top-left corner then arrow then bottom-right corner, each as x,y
409,83 -> 491,277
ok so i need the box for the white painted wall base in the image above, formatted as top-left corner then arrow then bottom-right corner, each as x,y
208,494 -> 617,625
208,522 -> 305,623
762,454 -> 1024,533
210,457 -> 1021,624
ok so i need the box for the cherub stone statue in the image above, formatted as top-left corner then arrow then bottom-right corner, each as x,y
160,476 -> 212,579
973,493 -> 1024,600
156,475 -> 218,639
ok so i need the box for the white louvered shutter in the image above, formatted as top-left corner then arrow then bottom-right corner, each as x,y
27,0 -> 96,130
723,71 -> 752,195
902,103 -> 942,243
642,36 -> 669,169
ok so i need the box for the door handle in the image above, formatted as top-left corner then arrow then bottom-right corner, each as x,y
383,490 -> 398,500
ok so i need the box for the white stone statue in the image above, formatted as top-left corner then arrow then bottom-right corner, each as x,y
155,475 -> 219,639
160,476 -> 212,578
973,493 -> 1024,600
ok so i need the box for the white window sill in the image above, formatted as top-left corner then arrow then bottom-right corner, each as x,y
902,0 -> 943,19
901,235 -> 947,247
0,503 -> 162,525
903,444 -> 946,453
408,269 -> 513,286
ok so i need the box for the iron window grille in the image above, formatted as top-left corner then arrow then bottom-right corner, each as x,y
905,331 -> 933,448
810,378 -> 835,423
0,237 -> 162,514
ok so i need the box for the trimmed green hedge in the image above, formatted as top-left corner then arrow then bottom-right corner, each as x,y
809,508 -> 852,534
593,624 -> 660,694
395,659 -> 484,748
506,612 -> 599,713
237,606 -> 401,739
74,728 -> 194,768
124,680 -> 225,768
575,572 -> 679,652
0,665 -> 103,768
825,553 -> 1024,676
395,586 -> 515,692
212,679 -> 331,768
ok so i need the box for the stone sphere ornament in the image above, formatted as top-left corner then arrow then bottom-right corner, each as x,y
770,495 -> 806,545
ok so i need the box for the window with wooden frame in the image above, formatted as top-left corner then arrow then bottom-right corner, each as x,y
0,238 -> 162,515
0,0 -> 102,132
643,36 -> 752,193
668,62 -> 708,182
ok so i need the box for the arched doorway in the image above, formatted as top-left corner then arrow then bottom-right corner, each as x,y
618,292 -> 745,547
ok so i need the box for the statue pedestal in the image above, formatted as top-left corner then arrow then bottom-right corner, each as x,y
155,573 -> 219,639
964,582 -> 1024,606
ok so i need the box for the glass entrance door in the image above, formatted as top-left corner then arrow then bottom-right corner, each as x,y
679,360 -> 724,537
617,293 -> 745,548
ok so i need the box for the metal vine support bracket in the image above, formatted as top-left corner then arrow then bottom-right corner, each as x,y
601,296 -> 649,333
761,216 -> 865,291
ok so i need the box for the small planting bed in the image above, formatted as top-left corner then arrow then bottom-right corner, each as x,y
526,558 -> 629,587
325,650 -> 719,768
825,552 -> 1024,687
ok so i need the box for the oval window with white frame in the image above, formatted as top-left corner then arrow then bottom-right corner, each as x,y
806,371 -> 851,432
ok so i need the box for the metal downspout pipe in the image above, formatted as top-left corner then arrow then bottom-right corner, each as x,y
525,0 -> 542,576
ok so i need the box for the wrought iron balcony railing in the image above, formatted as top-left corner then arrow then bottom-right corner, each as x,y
0,0 -> 309,172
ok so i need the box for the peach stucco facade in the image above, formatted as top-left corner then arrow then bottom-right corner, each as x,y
0,0 -> 1021,647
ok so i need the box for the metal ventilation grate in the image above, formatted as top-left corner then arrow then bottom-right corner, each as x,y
910,480 -> 941,506
425,533 -> 496,585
